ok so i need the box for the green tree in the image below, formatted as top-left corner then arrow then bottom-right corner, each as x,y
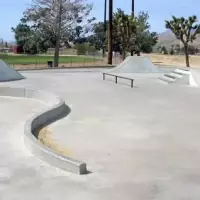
180,45 -> 199,55
113,9 -> 137,60
87,21 -> 107,51
136,31 -> 158,53
174,44 -> 181,54
169,47 -> 174,55
157,45 -> 168,54
12,21 -> 33,54
25,0 -> 93,67
165,16 -> 200,67
12,18 -> 55,54
134,12 -> 158,55
0,39 -> 3,48
69,16 -> 95,44
5,42 -> 8,48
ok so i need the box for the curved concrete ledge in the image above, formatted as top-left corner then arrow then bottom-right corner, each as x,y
0,87 -> 87,175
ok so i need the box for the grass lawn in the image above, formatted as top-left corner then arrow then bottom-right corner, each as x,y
0,54 -> 99,65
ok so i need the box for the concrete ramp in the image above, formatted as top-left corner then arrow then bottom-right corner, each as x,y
0,60 -> 24,82
107,56 -> 163,73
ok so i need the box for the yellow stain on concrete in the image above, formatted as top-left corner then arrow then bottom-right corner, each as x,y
38,127 -> 73,157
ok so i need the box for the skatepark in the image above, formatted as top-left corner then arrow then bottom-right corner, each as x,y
1,57 -> 200,199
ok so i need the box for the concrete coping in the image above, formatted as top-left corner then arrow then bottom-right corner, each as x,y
0,86 -> 87,175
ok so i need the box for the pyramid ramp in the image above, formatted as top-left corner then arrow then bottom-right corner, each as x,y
107,56 -> 163,74
0,60 -> 24,82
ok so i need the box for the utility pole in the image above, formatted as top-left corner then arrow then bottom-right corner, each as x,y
131,0 -> 134,17
103,0 -> 107,57
54,0 -> 62,67
108,0 -> 113,64
131,0 -> 135,56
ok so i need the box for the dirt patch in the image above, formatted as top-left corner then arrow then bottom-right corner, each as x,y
38,127 -> 73,157
144,53 -> 200,68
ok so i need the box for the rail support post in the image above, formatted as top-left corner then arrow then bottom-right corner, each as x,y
131,80 -> 134,88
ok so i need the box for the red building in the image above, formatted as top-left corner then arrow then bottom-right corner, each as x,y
12,46 -> 23,54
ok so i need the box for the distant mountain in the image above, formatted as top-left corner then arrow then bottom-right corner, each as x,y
158,30 -> 176,44
157,30 -> 200,48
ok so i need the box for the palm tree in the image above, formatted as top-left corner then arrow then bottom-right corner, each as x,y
108,0 -> 113,64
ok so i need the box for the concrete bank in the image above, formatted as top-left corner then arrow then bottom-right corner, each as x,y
0,87 -> 87,175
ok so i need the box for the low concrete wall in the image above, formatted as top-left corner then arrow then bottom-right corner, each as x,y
0,87 -> 87,175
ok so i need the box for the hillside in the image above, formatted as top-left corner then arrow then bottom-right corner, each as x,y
157,30 -> 200,48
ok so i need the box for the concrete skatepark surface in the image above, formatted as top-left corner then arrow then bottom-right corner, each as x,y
1,68 -> 200,199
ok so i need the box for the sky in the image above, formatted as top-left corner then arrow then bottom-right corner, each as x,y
0,0 -> 200,41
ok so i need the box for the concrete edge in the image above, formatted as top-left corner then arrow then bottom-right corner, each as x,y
0,77 -> 25,82
0,87 -> 87,175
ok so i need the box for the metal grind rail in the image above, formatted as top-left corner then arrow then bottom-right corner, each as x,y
103,72 -> 134,88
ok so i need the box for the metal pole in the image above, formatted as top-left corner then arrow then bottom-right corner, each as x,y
130,0 -> 135,56
131,0 -> 134,17
108,0 -> 113,65
36,42 -> 38,69
103,0 -> 107,58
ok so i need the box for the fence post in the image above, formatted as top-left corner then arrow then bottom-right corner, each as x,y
36,55 -> 38,69
93,55 -> 95,66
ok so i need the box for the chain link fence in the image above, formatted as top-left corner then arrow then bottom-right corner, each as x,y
0,51 -> 122,70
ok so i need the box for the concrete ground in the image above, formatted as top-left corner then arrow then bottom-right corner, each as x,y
1,69 -> 200,199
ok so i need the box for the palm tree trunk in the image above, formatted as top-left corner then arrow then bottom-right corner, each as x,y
103,0 -> 107,58
184,44 -> 190,67
108,0 -> 113,65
